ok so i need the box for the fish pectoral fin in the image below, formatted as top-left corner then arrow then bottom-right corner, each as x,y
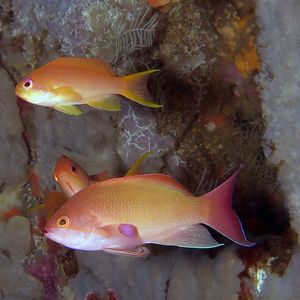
118,224 -> 139,238
99,223 -> 139,239
97,223 -> 143,249
102,246 -> 150,257
125,151 -> 152,176
160,224 -> 224,249
54,104 -> 83,116
52,86 -> 82,102
87,96 -> 121,111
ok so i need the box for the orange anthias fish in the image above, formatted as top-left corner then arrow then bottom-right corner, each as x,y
53,152 -> 151,197
15,57 -> 161,116
53,156 -> 92,198
45,169 -> 255,257
148,0 -> 174,8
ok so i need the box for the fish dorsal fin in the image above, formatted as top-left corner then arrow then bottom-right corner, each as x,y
49,57 -> 115,75
158,224 -> 223,249
93,174 -> 192,195
132,174 -> 192,195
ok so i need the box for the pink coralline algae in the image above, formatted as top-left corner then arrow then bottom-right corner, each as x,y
25,256 -> 58,300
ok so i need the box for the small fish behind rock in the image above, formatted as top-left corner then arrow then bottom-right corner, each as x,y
15,57 -> 161,116
53,152 -> 152,197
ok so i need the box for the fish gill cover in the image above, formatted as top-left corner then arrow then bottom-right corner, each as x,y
0,0 -> 299,299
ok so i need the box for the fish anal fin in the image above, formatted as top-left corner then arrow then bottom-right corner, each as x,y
87,96 -> 121,111
54,104 -> 83,116
159,224 -> 223,249
52,86 -> 82,102
103,246 -> 150,257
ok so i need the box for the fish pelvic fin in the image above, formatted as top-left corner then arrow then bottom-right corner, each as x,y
158,224 -> 223,249
199,167 -> 256,247
103,246 -> 150,257
120,69 -> 162,108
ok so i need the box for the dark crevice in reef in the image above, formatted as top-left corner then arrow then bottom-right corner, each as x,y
164,279 -> 170,300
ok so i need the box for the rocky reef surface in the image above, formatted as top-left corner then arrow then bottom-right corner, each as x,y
0,0 -> 299,299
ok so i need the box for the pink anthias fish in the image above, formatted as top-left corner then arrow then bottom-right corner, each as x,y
45,167 -> 255,257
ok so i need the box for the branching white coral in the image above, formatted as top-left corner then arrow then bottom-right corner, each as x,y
113,7 -> 158,64
117,104 -> 174,166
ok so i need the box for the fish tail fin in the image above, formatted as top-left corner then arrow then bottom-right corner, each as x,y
198,167 -> 256,247
120,70 -> 162,108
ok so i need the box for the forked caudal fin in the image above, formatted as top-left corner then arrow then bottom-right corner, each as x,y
199,166 -> 256,247
120,69 -> 162,108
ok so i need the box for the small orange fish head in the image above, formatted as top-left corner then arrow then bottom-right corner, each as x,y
53,155 -> 89,197
15,73 -> 53,105
45,198 -> 99,250
148,0 -> 171,8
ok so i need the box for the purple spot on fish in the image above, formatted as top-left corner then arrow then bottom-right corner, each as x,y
118,224 -> 137,238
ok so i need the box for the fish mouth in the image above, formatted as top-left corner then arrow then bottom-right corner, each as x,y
60,175 -> 76,195
44,227 -> 95,249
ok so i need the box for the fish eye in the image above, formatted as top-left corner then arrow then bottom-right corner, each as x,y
56,216 -> 70,227
22,78 -> 33,89
71,164 -> 77,172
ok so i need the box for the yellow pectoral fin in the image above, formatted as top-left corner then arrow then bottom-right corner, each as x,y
52,86 -> 82,102
54,104 -> 83,116
87,96 -> 121,112
125,151 -> 152,176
